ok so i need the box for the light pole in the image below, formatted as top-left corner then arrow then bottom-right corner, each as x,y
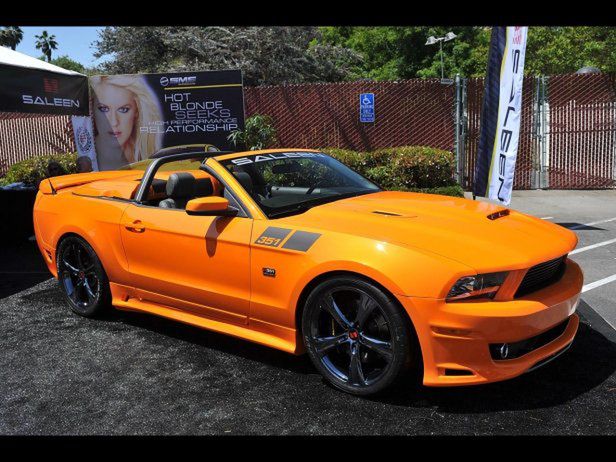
425,32 -> 457,81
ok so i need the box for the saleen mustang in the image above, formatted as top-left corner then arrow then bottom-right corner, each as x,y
33,149 -> 583,396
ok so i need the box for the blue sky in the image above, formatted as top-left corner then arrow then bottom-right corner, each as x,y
16,27 -> 106,67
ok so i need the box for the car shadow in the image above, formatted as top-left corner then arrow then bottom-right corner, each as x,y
17,282 -> 315,376
102,307 -> 316,376
19,283 -> 616,412
105,300 -> 616,412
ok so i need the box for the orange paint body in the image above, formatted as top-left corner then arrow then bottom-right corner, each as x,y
33,149 -> 583,386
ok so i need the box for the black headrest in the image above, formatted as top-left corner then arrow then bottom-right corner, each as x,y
234,171 -> 253,193
166,172 -> 195,198
194,177 -> 213,197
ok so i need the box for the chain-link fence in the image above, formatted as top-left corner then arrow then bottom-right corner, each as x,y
244,79 -> 456,152
545,73 -> 616,189
0,112 -> 75,176
245,73 -> 616,190
1,73 -> 615,189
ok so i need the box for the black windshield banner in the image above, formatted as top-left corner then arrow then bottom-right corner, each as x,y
0,63 -> 89,116
90,69 -> 245,170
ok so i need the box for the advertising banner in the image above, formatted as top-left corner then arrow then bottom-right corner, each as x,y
90,70 -> 245,171
71,115 -> 98,171
0,63 -> 89,116
473,26 -> 528,206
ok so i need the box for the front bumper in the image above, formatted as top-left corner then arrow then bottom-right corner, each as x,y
397,258 -> 583,386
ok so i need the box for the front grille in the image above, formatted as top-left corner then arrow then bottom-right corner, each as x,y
515,255 -> 567,298
489,317 -> 570,361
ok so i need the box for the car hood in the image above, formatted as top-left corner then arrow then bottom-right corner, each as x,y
280,191 -> 577,272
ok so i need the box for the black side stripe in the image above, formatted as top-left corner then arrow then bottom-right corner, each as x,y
254,227 -> 292,247
282,231 -> 321,252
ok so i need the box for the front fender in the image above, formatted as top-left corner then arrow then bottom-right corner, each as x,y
249,229 -> 475,331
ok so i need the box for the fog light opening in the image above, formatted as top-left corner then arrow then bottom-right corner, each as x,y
498,343 -> 509,360
443,368 -> 474,377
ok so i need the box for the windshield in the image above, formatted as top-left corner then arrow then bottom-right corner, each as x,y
218,151 -> 380,218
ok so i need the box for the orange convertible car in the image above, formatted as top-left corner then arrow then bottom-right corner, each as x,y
33,149 -> 583,396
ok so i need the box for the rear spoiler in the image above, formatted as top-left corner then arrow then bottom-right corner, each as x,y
39,171 -> 139,195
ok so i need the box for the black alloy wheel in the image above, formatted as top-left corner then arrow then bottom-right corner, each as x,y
302,276 -> 415,396
56,236 -> 111,317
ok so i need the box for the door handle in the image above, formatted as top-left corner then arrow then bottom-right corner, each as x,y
125,220 -> 145,233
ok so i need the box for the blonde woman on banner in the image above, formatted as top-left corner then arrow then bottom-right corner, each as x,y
90,74 -> 163,170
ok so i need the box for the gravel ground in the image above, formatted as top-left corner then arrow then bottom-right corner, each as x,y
1,277 -> 615,435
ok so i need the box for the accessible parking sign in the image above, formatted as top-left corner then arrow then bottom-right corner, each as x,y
359,93 -> 375,123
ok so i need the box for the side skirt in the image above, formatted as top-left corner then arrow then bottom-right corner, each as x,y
109,284 -> 298,354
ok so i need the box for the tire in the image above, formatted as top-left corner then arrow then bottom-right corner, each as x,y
302,276 -> 415,396
56,235 -> 111,318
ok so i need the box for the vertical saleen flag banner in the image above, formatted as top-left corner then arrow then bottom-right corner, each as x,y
71,116 -> 99,171
473,26 -> 528,205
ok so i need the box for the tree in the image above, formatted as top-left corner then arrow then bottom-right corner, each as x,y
35,30 -> 58,62
93,26 -> 361,85
319,26 -> 490,80
49,55 -> 86,73
0,26 -> 24,50
524,27 -> 616,75
320,26 -> 616,79
92,26 -> 616,82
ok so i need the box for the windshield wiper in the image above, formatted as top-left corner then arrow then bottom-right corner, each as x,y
267,189 -> 377,219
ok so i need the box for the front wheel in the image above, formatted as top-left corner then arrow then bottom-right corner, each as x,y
56,235 -> 111,317
302,276 -> 415,396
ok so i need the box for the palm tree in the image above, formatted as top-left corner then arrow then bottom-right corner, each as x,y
0,26 -> 24,50
35,30 -> 58,62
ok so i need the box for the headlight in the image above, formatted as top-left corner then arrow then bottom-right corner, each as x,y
446,272 -> 508,301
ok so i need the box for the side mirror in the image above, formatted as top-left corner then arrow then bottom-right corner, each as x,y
186,196 -> 238,217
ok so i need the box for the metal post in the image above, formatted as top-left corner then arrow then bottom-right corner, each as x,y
540,75 -> 550,189
532,76 -> 549,189
440,41 -> 444,80
532,76 -> 541,189
453,74 -> 466,187
461,76 -> 467,188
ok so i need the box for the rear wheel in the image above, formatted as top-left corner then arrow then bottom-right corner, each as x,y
56,235 -> 111,317
302,276 -> 414,396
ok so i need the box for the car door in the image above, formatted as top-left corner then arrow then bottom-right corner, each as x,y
119,203 -> 253,325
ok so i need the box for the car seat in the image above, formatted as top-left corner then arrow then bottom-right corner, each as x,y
159,172 -> 196,209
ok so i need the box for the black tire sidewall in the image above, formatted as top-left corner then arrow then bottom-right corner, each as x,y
302,276 -> 413,396
56,236 -> 111,317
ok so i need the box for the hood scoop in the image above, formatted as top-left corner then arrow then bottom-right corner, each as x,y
487,209 -> 510,220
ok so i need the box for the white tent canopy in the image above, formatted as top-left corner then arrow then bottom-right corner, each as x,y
0,46 -> 85,76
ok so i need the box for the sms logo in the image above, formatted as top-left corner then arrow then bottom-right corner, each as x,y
160,76 -> 196,87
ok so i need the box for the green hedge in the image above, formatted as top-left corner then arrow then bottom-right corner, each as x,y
0,152 -> 78,187
398,185 -> 464,197
0,148 -> 465,198
322,146 -> 463,197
